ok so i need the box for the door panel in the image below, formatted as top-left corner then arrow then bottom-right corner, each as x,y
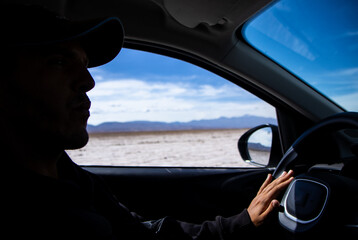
84,166 -> 271,223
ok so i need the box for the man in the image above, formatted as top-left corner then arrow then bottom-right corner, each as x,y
0,4 -> 294,240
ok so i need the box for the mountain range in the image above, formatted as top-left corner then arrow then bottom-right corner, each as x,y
87,115 -> 276,133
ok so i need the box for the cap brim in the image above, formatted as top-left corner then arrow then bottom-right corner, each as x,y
75,17 -> 124,68
2,4 -> 125,68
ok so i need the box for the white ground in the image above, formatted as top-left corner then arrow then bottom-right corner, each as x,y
67,129 -> 256,167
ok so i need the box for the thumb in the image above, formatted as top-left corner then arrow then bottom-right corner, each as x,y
261,200 -> 280,220
271,199 -> 280,208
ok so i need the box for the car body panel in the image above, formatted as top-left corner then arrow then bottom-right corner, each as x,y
84,166 -> 270,222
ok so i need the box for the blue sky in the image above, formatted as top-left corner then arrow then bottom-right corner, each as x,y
87,49 -> 275,125
243,0 -> 358,110
86,0 -> 358,125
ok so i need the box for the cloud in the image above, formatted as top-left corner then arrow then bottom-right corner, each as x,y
249,9 -> 317,61
331,92 -> 358,111
325,67 -> 358,77
87,77 -> 276,125
248,127 -> 272,147
342,31 -> 358,37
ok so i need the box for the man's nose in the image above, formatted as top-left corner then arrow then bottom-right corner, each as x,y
75,67 -> 95,93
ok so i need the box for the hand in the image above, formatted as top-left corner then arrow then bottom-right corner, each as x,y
247,170 -> 294,227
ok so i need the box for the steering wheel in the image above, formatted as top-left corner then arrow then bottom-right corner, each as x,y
272,112 -> 358,237
273,112 -> 358,178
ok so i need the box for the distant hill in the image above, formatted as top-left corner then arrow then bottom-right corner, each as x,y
87,115 -> 277,133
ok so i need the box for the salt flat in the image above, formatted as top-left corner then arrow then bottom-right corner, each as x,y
67,129 -> 254,167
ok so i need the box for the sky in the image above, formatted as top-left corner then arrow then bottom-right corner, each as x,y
87,49 -> 275,125
243,0 -> 358,111
86,0 -> 358,126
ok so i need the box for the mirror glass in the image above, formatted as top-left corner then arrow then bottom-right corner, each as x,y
247,127 -> 272,166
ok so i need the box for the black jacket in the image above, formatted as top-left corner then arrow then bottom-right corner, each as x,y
2,152 -> 254,239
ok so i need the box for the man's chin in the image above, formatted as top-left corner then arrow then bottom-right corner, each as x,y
63,129 -> 89,150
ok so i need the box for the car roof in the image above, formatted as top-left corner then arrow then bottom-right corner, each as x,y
7,0 -> 270,61
4,0 -> 344,121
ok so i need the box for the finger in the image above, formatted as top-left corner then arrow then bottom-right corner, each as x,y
264,170 -> 293,192
272,176 -> 294,194
283,170 -> 294,178
276,170 -> 293,183
271,199 -> 280,208
276,176 -> 294,190
265,176 -> 294,200
279,171 -> 287,178
259,199 -> 279,222
257,174 -> 272,195
276,171 -> 294,188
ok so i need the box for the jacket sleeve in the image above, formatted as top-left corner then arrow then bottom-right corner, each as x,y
178,209 -> 255,240
142,209 -> 255,240
79,161 -> 255,240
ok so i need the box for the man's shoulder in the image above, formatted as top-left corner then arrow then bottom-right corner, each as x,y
60,152 -> 113,194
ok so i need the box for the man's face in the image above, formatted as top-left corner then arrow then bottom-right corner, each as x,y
2,41 -> 95,150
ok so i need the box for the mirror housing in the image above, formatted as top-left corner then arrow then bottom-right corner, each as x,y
238,124 -> 282,167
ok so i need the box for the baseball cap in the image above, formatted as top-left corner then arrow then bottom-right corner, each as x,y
0,4 -> 124,68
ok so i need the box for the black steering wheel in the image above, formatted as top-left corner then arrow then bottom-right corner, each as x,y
273,112 -> 358,178
273,112 -> 358,237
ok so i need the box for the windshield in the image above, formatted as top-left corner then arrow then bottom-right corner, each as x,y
243,0 -> 358,112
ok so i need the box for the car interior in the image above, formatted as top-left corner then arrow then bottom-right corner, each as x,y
4,0 -> 358,238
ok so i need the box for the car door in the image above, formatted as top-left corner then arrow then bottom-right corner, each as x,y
67,47 -> 279,224
83,166 -> 270,223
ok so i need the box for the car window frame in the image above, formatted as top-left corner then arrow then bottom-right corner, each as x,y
69,42 -> 282,168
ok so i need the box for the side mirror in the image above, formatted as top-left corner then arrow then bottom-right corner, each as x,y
238,124 -> 282,167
